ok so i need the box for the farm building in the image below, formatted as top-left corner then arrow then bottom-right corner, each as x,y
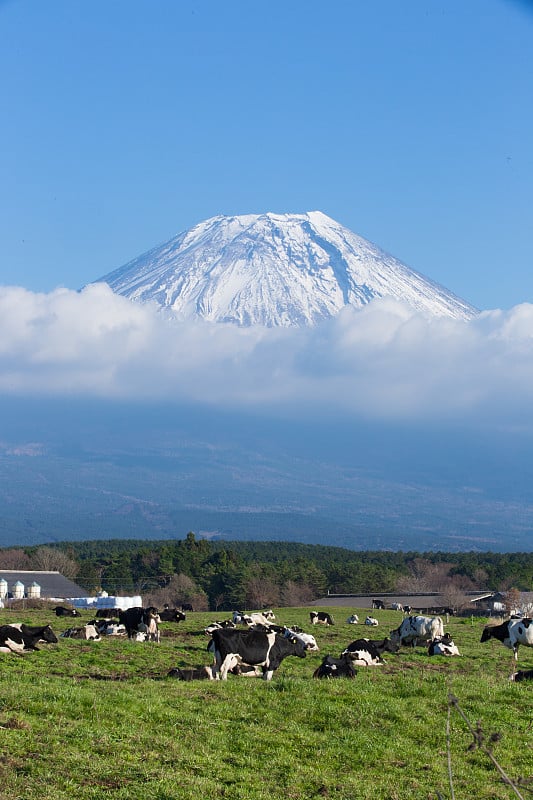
0,570 -> 89,604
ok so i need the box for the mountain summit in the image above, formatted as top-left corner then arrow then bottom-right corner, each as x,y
97,211 -> 477,326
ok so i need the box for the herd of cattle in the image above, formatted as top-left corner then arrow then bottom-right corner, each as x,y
1,604 -> 532,684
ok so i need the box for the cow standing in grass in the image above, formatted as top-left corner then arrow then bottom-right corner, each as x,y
480,618 -> 533,660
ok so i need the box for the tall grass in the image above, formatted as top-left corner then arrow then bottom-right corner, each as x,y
0,608 -> 531,799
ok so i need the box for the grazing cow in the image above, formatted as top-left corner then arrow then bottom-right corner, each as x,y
0,624 -> 58,654
372,599 -> 385,610
510,669 -> 533,682
159,607 -> 186,623
310,611 -> 334,626
390,615 -> 445,648
427,634 -> 461,656
208,628 -> 307,681
390,603 -> 403,612
60,624 -> 101,641
118,606 -> 161,640
365,616 -> 379,627
346,614 -> 359,624
181,603 -> 194,612
54,605 -> 79,617
168,666 -> 213,680
403,606 -> 412,615
313,654 -> 357,679
341,637 -> 399,666
480,618 -> 533,661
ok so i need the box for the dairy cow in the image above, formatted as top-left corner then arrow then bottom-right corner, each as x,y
0,624 -> 58,654
427,634 -> 461,656
480,618 -> 533,661
313,654 -> 357,679
390,615 -> 445,648
310,611 -> 334,626
341,637 -> 399,666
208,628 -> 307,680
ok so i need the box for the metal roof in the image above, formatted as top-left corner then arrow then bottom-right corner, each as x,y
0,570 -> 89,599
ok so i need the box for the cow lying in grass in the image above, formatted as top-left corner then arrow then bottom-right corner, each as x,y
0,624 -> 58,654
313,654 -> 357,679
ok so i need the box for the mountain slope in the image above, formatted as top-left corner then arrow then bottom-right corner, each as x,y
96,211 -> 477,326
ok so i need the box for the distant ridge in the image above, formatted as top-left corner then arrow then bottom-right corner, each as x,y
96,211 -> 478,327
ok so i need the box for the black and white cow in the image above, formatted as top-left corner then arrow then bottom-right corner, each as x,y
341,637 -> 399,666
480,618 -> 533,661
118,606 -> 161,640
427,634 -> 461,656
159,607 -> 186,623
208,628 -> 307,680
510,669 -> 533,682
346,614 -> 359,624
390,615 -> 444,648
313,654 -> 357,679
310,611 -> 334,626
365,616 -> 379,626
0,624 -> 58,654
372,599 -> 385,609
54,605 -> 80,617
390,603 -> 404,612
282,627 -> 319,652
167,666 -> 213,680
232,611 -> 253,625
60,623 -> 101,641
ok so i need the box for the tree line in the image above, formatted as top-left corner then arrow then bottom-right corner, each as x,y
0,534 -> 532,611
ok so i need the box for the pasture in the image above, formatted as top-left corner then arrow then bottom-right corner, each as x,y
0,606 -> 531,800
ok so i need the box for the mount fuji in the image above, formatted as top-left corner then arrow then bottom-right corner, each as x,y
96,211 -> 477,326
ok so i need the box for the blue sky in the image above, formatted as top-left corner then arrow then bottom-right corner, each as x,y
1,0 -> 532,310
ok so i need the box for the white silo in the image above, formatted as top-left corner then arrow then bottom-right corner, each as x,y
12,580 -> 24,599
0,578 -> 8,599
28,581 -> 41,599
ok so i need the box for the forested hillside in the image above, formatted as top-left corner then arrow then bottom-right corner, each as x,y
1,535 -> 532,611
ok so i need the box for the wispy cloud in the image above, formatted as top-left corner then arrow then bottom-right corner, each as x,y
1,283 -> 532,425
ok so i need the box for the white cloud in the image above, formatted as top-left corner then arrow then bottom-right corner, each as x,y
1,283 -> 533,425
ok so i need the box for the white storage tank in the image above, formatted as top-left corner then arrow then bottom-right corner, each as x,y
0,578 -> 8,599
12,580 -> 24,599
28,581 -> 41,599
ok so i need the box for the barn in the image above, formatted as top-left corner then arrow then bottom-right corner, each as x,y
0,570 -> 90,605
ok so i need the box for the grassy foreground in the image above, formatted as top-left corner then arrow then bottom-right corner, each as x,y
0,606 -> 532,800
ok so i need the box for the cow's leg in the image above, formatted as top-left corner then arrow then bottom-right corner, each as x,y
263,669 -> 274,681
219,653 -> 241,680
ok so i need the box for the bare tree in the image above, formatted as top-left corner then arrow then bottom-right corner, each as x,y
146,573 -> 209,611
30,547 -> 78,579
504,587 -> 521,617
280,580 -> 315,607
0,549 -> 32,569
245,576 -> 280,610
440,581 -> 469,615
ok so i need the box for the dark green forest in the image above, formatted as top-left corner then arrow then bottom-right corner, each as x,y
2,535 -> 532,611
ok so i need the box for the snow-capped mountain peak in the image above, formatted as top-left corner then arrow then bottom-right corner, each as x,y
96,211 -> 478,326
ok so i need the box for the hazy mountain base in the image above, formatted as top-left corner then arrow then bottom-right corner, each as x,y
1,397 -> 532,551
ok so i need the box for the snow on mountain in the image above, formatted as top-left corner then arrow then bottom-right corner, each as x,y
96,211 -> 478,326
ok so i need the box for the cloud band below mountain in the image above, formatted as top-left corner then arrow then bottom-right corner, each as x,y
1,283 -> 532,427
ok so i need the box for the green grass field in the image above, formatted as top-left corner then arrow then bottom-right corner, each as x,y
0,606 -> 531,800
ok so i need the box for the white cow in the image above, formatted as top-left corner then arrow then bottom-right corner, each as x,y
365,616 -> 379,627
283,627 -> 319,652
390,615 -> 444,648
346,614 -> 359,624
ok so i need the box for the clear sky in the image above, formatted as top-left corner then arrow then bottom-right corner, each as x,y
1,0 -> 532,311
